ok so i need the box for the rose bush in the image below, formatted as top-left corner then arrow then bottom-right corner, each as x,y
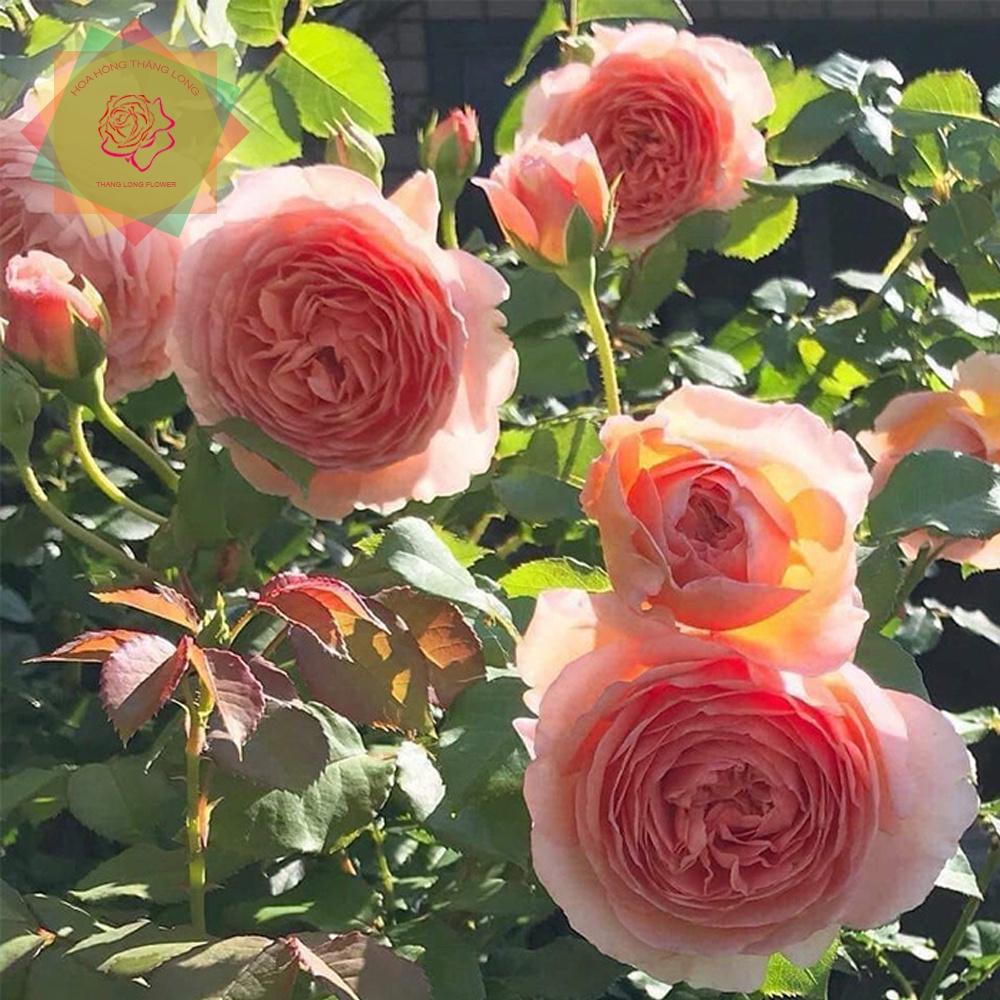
1,4 -> 998,1000
169,165 -> 517,518
516,591 -> 977,991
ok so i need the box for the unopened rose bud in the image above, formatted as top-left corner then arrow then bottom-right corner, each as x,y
0,360 -> 42,459
1,251 -> 107,388
325,115 -> 385,188
474,136 -> 611,271
419,106 -> 481,206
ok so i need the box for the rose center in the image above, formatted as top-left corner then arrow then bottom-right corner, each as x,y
676,484 -> 741,549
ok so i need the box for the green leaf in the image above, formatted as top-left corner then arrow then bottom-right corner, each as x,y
484,938 -> 626,1000
24,14 -> 75,56
226,0 -> 286,46
392,920 -> 485,1000
516,336 -> 589,398
854,630 -> 930,701
935,848 -> 983,900
25,948 -> 149,1000
578,0 -> 691,23
0,584 -> 32,623
926,192 -> 995,262
752,278 -> 814,315
207,416 -> 315,493
502,266 -> 579,336
673,344 -> 746,388
867,451 -> 1000,541
494,86 -> 529,156
499,557 -> 610,599
717,192 -> 798,261
945,705 -> 1000,745
767,70 -> 858,166
619,234 -> 687,322
72,845 -> 190,904
925,600 -> 1000,646
504,0 -> 566,86
274,23 -> 393,136
857,542 -> 904,629
231,73 -> 302,168
761,941 -> 837,999
814,51 -> 870,94
494,418 -> 602,523
210,705 -> 394,860
896,69 -> 984,132
0,767 -> 65,823
67,757 -> 181,845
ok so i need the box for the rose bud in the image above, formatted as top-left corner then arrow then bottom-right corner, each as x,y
1,251 -> 107,388
474,136 -> 611,271
325,113 -> 385,189
419,106 -> 481,205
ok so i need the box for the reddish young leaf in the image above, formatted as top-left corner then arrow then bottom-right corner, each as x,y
92,584 -> 200,632
256,573 -> 387,649
284,934 -> 360,1000
28,629 -> 147,664
201,648 -> 265,751
378,587 -> 486,708
288,932 -> 430,1000
100,634 -> 190,744
246,654 -> 298,703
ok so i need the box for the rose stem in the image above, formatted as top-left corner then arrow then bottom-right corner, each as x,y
84,377 -> 179,493
440,205 -> 460,249
918,843 -> 1000,1000
68,405 -> 168,526
15,456 -> 154,581
182,676 -> 214,936
575,277 -> 622,417
369,821 -> 397,926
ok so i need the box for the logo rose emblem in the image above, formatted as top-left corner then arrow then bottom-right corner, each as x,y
97,94 -> 174,172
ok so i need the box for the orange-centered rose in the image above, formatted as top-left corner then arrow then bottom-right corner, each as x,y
581,386 -> 872,671
169,166 -> 517,519
519,24 -> 774,252
515,591 -> 977,992
97,94 -> 175,172
859,351 -> 1000,570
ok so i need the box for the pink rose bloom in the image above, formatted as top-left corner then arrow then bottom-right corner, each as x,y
1,250 -> 105,382
519,24 -> 774,252
581,386 -> 871,672
169,166 -> 517,519
1,110 -> 180,400
475,136 -> 610,267
858,351 -> 1000,570
516,590 -> 977,992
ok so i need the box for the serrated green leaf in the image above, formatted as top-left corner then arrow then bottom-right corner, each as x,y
208,416 -> 315,493
620,233 -> 687,322
504,0 -> 566,86
274,23 -> 393,136
499,557 -> 610,598
854,630 -> 930,701
494,86 -> 529,155
936,848 -> 983,900
226,0 -> 286,46
897,69 -> 984,132
761,941 -> 837,999
231,73 -> 302,168
926,192 -> 995,262
578,0 -> 691,23
717,192 -> 798,261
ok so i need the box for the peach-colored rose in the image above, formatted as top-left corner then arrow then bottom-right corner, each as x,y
1,110 -> 179,399
169,166 -> 517,519
581,386 -> 871,672
858,351 -> 1000,570
516,591 -> 977,992
474,136 -> 610,267
519,24 -> 774,252
1,250 -> 105,383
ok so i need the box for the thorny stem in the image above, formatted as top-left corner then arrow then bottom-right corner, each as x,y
68,405 -> 167,526
370,822 -> 396,925
182,677 -> 215,937
16,456 -> 154,581
919,845 -> 1000,1000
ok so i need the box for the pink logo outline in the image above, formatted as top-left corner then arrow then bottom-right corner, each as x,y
97,93 -> 175,172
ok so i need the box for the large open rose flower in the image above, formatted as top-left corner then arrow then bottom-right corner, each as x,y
169,166 -> 517,519
1,108 -> 179,399
859,351 -> 1000,570
97,94 -> 175,172
516,591 -> 977,991
518,24 -> 773,252
581,386 -> 871,672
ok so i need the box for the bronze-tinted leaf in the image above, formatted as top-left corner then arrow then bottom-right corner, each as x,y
378,587 -> 485,708
100,635 -> 190,744
29,629 -> 147,664
257,573 -> 386,648
92,584 -> 200,632
201,648 -> 265,751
